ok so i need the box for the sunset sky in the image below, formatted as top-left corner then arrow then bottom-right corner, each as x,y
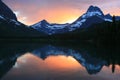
3,0 -> 120,25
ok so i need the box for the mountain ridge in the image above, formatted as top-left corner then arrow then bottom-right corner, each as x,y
0,1 -> 120,40
31,5 -> 117,35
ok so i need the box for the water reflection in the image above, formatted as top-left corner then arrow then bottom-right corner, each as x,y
0,56 -> 16,78
2,54 -> 120,80
31,45 -> 106,74
0,43 -> 120,80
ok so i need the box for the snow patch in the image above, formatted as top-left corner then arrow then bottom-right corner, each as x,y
82,11 -> 102,19
32,22 -> 68,30
70,19 -> 86,31
104,18 -> 112,22
0,15 -> 5,20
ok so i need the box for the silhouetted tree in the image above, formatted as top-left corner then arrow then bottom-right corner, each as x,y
112,60 -> 115,73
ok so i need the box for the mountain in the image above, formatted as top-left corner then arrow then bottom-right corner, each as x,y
0,1 -> 46,38
78,5 -> 104,20
0,16 -> 46,38
31,20 -> 69,35
0,1 -> 120,39
31,5 -> 113,35
104,14 -> 120,21
0,0 -> 17,20
86,5 -> 104,16
116,16 -> 120,21
104,14 -> 112,20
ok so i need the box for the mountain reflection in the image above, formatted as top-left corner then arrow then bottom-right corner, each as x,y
0,43 -> 120,80
31,45 -> 106,74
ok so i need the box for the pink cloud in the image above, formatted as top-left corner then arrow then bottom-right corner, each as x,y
3,0 -> 120,25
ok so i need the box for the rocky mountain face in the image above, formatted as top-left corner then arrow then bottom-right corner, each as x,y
0,0 -> 17,20
0,16 -> 45,37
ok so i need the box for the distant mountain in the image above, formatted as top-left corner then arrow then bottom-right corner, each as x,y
31,20 -> 69,35
31,5 -> 114,35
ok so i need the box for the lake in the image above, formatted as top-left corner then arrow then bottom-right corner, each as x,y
0,42 -> 120,80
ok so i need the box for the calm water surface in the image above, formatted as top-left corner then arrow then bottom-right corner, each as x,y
0,43 -> 120,80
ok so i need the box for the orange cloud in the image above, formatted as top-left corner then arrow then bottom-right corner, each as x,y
4,0 -> 120,25
16,7 -> 84,25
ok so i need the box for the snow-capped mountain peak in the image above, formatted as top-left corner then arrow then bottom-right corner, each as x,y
87,5 -> 103,13
31,5 -> 114,35
31,20 -> 70,35
81,5 -> 104,19
41,19 -> 49,24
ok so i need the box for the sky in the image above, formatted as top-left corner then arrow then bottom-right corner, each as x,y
3,0 -> 120,25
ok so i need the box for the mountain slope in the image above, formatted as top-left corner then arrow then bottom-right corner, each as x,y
0,0 -> 17,20
0,16 -> 46,38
